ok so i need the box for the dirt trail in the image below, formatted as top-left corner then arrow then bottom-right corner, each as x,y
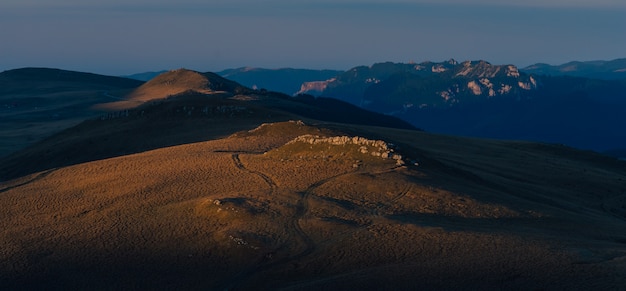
220,158 -> 411,289
273,167 -> 412,268
231,153 -> 277,194
218,162 -> 363,289
289,172 -> 359,261
311,175 -> 414,250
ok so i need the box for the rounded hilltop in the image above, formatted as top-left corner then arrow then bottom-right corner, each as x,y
142,68 -> 249,95
100,68 -> 251,110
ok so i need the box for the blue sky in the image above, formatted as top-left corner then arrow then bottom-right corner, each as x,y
1,0 -> 625,75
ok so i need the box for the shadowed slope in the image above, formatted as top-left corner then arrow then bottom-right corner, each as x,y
0,87 -> 415,181
522,58 -> 626,80
0,68 -> 143,157
0,68 -> 142,95
1,121 -> 625,290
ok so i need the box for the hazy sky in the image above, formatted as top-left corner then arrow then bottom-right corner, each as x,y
1,0 -> 625,75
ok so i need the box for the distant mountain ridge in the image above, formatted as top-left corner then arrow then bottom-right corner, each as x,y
297,60 -> 626,153
298,60 -> 539,109
217,67 -> 343,95
6,60 -> 626,157
1,67 -> 141,94
522,58 -> 626,80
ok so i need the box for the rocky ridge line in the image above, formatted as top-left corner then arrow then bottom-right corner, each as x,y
287,134 -> 409,166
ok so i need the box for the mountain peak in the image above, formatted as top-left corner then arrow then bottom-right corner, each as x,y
100,69 -> 250,110
148,69 -> 246,93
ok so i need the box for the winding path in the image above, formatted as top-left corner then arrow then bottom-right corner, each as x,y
231,153 -> 277,195
219,158 -> 360,289
220,156 -> 410,289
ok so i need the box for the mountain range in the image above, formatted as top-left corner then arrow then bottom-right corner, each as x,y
122,58 -> 626,91
296,60 -> 626,155
1,68 -> 625,289
120,59 -> 626,156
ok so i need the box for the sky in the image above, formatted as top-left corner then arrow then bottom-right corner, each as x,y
1,0 -> 625,75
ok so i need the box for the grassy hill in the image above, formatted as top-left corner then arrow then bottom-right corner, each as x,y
1,68 -> 625,289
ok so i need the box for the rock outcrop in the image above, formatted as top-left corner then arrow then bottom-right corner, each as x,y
287,134 -> 408,166
295,78 -> 335,95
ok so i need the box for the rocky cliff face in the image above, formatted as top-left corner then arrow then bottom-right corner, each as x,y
296,78 -> 335,95
298,60 -> 540,110
295,59 -> 626,152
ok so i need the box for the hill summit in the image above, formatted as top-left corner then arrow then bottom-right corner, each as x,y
99,69 -> 251,110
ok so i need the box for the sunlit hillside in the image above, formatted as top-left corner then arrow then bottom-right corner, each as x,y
1,119 -> 625,289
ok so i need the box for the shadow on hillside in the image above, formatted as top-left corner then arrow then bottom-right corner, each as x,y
0,91 -> 417,181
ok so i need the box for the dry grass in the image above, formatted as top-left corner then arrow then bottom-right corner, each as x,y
1,121 -> 625,289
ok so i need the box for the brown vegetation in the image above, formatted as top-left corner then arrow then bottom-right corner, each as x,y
98,69 -> 250,110
1,120 -> 625,290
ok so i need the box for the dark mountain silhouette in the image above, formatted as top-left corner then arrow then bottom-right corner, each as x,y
0,68 -> 142,94
0,68 -> 143,157
299,60 -> 626,153
522,58 -> 626,80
